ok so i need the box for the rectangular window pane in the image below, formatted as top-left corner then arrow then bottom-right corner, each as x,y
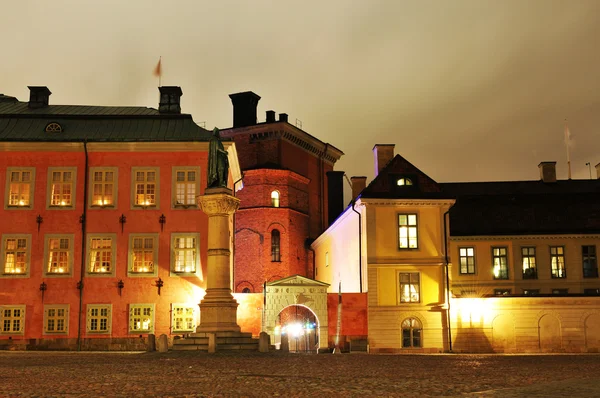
459,247 -> 475,274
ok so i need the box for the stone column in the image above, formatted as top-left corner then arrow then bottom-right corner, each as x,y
196,187 -> 241,333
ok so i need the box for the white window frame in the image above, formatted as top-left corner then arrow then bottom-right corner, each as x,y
172,167 -> 200,208
43,234 -> 74,277
89,167 -> 118,208
131,167 -> 160,209
0,305 -> 25,335
398,272 -> 420,303
398,213 -> 418,249
86,304 -> 112,334
170,233 -> 200,276
129,303 -> 155,333
4,167 -> 35,210
0,234 -> 32,278
86,234 -> 117,277
171,303 -> 196,333
458,247 -> 476,275
128,234 -> 159,277
46,167 -> 77,209
43,304 -> 69,335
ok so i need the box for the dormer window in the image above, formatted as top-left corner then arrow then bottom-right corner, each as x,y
397,178 -> 413,186
45,123 -> 62,133
271,191 -> 280,207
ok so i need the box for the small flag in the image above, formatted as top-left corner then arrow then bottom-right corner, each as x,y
153,57 -> 162,77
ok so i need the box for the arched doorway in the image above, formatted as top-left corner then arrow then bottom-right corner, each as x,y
275,305 -> 319,352
264,275 -> 329,351
539,314 -> 561,351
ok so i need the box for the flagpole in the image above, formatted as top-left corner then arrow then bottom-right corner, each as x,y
159,56 -> 162,87
564,119 -> 572,180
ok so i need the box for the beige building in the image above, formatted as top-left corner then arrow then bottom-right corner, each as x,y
314,147 -> 600,353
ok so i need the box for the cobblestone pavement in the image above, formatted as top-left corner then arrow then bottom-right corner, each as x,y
1,351 -> 599,397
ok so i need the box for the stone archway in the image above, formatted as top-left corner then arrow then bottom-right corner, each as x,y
264,275 -> 329,350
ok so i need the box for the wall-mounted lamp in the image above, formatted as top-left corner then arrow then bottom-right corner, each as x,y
39,282 -> 47,301
119,214 -> 127,233
117,279 -> 124,296
159,214 -> 166,232
155,277 -> 164,296
36,215 -> 43,233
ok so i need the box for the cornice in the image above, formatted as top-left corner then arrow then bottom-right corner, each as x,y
242,168 -> 311,184
360,198 -> 456,207
451,234 -> 600,241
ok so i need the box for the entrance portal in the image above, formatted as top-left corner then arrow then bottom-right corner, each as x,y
264,275 -> 329,351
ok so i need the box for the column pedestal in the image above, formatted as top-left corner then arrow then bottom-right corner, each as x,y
196,187 -> 240,333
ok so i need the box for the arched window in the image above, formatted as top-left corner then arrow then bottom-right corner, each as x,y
401,318 -> 422,348
271,230 -> 280,262
271,191 -> 280,207
45,122 -> 63,133
242,287 -> 251,293
397,178 -> 413,186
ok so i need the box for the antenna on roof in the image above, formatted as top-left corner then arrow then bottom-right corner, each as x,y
586,162 -> 592,179
295,118 -> 302,129
564,119 -> 572,180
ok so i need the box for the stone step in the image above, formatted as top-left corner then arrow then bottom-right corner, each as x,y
173,338 -> 209,345
216,337 -> 257,344
172,344 -> 209,351
218,343 -> 259,351
188,331 -> 253,339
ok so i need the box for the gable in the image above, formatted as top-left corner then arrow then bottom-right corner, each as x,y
267,274 -> 330,287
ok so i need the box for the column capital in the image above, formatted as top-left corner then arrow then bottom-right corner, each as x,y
198,191 -> 240,216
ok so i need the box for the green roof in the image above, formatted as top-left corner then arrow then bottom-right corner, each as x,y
0,100 -> 212,142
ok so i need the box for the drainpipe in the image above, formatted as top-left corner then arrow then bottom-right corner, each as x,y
77,141 -> 89,351
443,209 -> 452,352
351,200 -> 363,293
231,175 -> 244,292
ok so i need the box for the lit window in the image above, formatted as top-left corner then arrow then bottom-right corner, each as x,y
87,304 -> 111,333
6,168 -> 35,208
523,289 -> 539,296
325,252 -> 329,267
522,247 -> 537,279
132,168 -> 159,208
401,318 -> 422,348
550,246 -> 566,278
172,304 -> 195,332
399,272 -> 420,303
48,168 -> 76,208
44,305 -> 69,334
172,234 -> 198,274
494,289 -> 511,296
0,306 -> 25,334
87,235 -> 115,275
129,304 -> 154,333
583,246 -> 598,278
271,191 -> 280,207
552,288 -> 568,295
271,230 -> 281,262
90,168 -> 116,207
398,214 -> 418,249
459,247 -> 475,274
1,235 -> 30,276
45,235 -> 73,276
397,178 -> 413,186
492,247 -> 509,280
173,168 -> 199,207
129,235 -> 157,275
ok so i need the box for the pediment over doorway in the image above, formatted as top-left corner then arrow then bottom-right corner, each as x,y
267,274 -> 330,287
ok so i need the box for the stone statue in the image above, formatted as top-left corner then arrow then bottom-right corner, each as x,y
207,128 -> 229,188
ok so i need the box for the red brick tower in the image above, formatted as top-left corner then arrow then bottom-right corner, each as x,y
221,92 -> 343,293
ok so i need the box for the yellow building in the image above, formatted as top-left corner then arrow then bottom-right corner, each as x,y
314,147 -> 600,353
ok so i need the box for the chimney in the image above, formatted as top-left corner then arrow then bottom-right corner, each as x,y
373,144 -> 395,176
351,176 -> 367,200
28,86 -> 51,109
266,110 -> 276,123
229,91 -> 261,128
279,113 -> 288,123
538,161 -> 557,183
596,162 -> 600,179
158,86 -> 183,114
326,171 -> 345,227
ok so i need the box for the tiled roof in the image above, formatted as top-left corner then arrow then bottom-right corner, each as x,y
0,100 -> 211,142
440,180 -> 600,236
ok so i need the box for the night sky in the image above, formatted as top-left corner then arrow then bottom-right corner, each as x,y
2,0 -> 600,186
